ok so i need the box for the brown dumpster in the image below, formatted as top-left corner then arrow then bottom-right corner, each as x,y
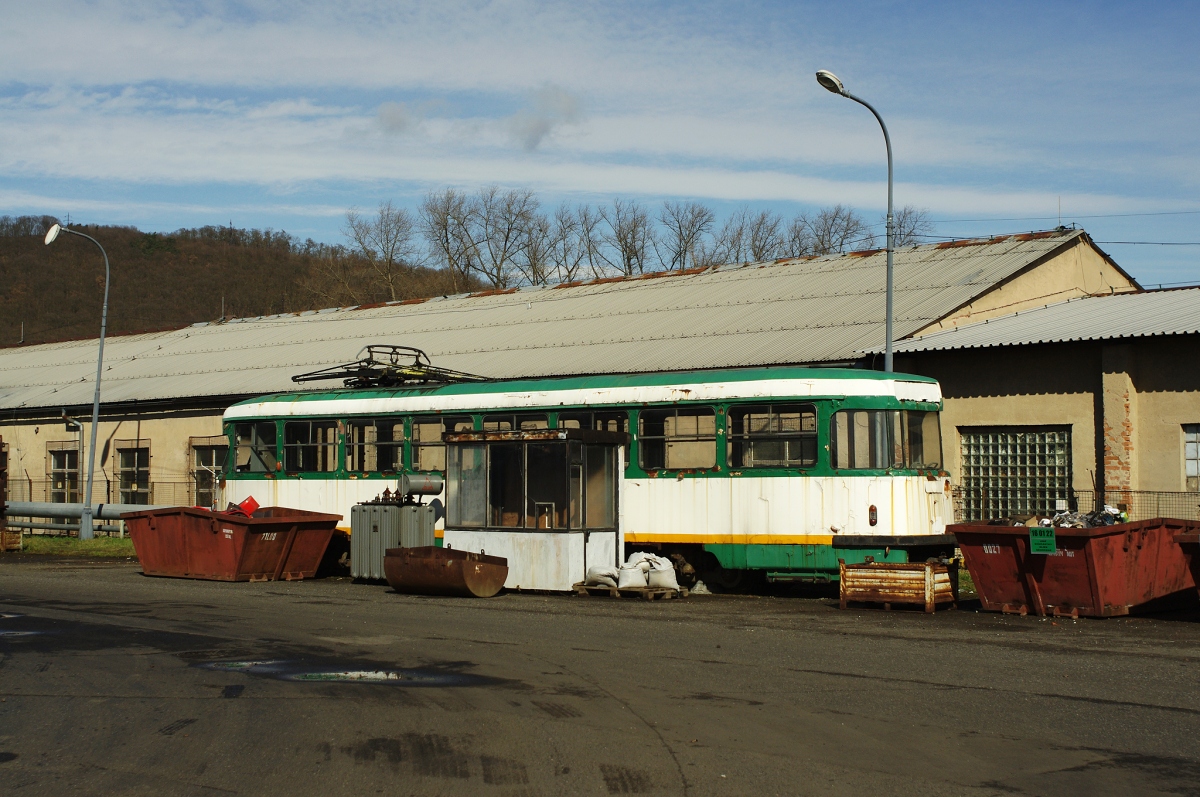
951,519 -> 1199,618
384,546 -> 508,598
124,506 -> 342,581
1177,531 -> 1200,599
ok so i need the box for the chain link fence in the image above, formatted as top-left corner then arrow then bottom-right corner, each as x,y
954,487 -> 1200,523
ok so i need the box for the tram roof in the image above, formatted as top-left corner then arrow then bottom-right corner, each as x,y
0,228 -> 1111,413
225,365 -> 941,420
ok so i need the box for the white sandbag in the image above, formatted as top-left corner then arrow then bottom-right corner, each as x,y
628,550 -> 670,568
584,565 -> 619,588
617,565 -> 648,589
646,557 -> 680,590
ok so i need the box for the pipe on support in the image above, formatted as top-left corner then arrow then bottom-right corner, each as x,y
3,501 -> 166,520
8,521 -> 122,533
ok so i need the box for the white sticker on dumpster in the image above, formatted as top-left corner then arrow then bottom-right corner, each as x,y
223,528 -> 233,539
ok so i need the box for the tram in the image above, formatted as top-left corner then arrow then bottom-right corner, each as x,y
221,365 -> 955,584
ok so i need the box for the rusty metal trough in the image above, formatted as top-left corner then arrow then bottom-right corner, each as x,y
383,546 -> 508,598
839,559 -> 958,613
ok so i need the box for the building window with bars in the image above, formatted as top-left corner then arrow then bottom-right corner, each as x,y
116,441 -> 151,505
48,442 -> 80,503
959,427 -> 1072,521
191,438 -> 229,509
1184,425 -> 1200,492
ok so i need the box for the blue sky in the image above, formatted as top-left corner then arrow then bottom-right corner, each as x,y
2,0 -> 1198,284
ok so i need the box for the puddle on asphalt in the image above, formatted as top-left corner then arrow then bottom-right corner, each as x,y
195,659 -> 490,687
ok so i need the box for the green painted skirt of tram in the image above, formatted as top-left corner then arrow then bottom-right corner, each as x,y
704,544 -> 910,581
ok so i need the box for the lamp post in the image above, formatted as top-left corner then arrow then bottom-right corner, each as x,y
44,223 -> 110,540
816,69 -> 895,373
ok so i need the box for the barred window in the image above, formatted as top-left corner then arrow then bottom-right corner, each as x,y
116,440 -> 151,505
728,404 -> 817,468
346,418 -> 404,473
1185,425 -> 1200,492
191,438 -> 228,509
638,407 -> 716,470
48,443 -> 80,503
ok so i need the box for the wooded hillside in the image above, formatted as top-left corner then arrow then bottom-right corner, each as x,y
0,218 -> 460,347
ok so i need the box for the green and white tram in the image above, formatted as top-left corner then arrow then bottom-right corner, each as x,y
221,366 -> 955,583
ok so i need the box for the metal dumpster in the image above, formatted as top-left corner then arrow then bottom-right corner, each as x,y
951,519 -> 1200,618
1176,531 -> 1200,600
124,506 -> 342,581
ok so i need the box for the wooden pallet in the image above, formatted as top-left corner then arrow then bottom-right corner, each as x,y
573,583 -> 688,600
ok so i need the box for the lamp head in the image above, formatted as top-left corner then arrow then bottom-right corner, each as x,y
44,223 -> 61,245
815,69 -> 846,96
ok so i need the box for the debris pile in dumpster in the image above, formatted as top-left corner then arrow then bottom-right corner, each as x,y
998,505 -> 1127,529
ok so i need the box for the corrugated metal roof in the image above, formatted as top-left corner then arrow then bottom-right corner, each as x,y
887,287 -> 1200,353
0,230 -> 1087,412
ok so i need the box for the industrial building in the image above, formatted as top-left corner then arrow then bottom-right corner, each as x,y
4,227 -> 1170,522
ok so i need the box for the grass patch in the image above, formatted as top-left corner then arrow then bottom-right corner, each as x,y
957,568 -> 978,597
18,535 -> 136,558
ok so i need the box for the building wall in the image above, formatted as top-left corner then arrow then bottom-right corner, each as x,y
901,334 -> 1200,497
897,343 -> 1099,492
913,238 -> 1137,336
0,408 -> 225,504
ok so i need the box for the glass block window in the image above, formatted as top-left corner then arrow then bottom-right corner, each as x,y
1185,425 -> 1200,492
959,427 -> 1072,521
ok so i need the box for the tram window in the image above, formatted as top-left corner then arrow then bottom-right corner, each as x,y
283,421 -> 338,473
558,411 -> 628,433
902,411 -> 943,469
483,413 -> 548,431
446,444 -> 486,527
638,407 -> 716,470
489,443 -> 524,527
413,415 -> 473,471
585,444 -> 616,527
728,404 -> 817,468
526,443 -> 568,529
346,418 -> 404,473
832,410 -> 903,470
234,422 -> 277,473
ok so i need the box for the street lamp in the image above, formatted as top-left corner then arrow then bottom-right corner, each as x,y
816,69 -> 896,372
44,223 -> 110,540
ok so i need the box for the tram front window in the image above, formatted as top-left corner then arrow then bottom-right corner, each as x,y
234,422 -> 277,473
831,409 -> 942,470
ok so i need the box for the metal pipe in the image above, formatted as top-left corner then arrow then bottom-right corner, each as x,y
9,521 -> 122,533
3,501 -> 165,520
45,224 -> 110,540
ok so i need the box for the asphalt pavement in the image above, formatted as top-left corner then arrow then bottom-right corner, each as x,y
0,557 -> 1198,797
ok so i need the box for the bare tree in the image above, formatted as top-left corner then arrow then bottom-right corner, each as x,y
545,204 -> 589,283
598,199 -> 654,276
747,210 -> 785,261
299,246 -> 373,306
704,208 -> 750,265
514,210 -> 554,286
468,186 -> 539,289
419,188 -> 475,293
656,201 -> 715,271
783,214 -> 815,257
343,201 -> 421,301
574,204 -> 606,280
892,205 -> 934,247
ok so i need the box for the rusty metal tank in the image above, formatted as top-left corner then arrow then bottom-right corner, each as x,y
383,546 -> 508,598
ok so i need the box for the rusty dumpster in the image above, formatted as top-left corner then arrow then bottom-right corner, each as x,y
1177,531 -> 1200,600
950,519 -> 1200,618
384,546 -> 508,598
124,506 -> 341,581
839,559 -> 957,613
